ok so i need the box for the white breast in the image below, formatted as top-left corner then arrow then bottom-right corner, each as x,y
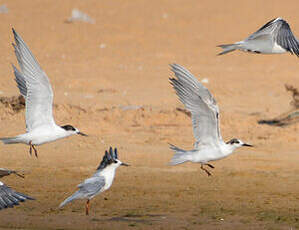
100,167 -> 116,191
27,125 -> 72,145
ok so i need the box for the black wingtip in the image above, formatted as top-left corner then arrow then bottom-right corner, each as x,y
169,78 -> 178,86
107,149 -> 112,160
12,28 -> 18,38
114,148 -> 118,159
26,194 -> 36,200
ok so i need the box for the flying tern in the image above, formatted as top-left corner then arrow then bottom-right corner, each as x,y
169,64 -> 253,176
0,29 -> 87,157
218,18 -> 299,56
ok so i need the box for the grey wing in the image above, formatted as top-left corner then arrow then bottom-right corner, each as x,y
12,29 -> 55,131
0,181 -> 34,210
276,19 -> 299,56
245,18 -> 280,41
170,64 -> 222,146
77,176 -> 106,198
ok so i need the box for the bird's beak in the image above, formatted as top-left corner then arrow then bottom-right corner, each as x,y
77,132 -> 88,136
121,162 -> 130,167
243,143 -> 253,147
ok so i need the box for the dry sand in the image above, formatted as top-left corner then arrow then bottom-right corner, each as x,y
0,0 -> 298,229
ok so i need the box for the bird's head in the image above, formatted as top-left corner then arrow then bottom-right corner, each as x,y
60,125 -> 88,137
97,147 -> 129,171
226,138 -> 253,150
111,158 -> 129,169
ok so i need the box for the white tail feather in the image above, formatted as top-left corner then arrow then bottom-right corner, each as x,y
169,144 -> 192,165
0,137 -> 21,144
218,44 -> 238,55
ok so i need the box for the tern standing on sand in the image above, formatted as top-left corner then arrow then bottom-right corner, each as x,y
59,147 -> 129,215
218,18 -> 299,56
169,64 -> 253,176
0,29 -> 87,157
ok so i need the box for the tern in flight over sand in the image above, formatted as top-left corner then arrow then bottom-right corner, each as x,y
218,18 -> 299,56
0,29 -> 87,157
169,64 -> 253,176
59,147 -> 129,215
0,168 -> 34,210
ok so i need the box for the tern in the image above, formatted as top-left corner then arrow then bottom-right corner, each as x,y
59,147 -> 129,215
0,168 -> 34,210
169,64 -> 253,176
0,29 -> 87,157
218,17 -> 299,56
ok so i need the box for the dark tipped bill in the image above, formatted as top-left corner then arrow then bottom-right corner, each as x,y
121,162 -> 130,166
78,132 -> 88,136
243,143 -> 253,147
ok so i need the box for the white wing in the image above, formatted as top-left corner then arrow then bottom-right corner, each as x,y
170,64 -> 222,147
12,29 -> 55,132
245,18 -> 280,41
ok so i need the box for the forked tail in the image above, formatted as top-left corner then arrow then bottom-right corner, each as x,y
169,144 -> 192,165
217,44 -> 238,55
0,137 -> 21,144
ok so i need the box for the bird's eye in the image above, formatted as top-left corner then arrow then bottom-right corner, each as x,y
114,160 -> 117,163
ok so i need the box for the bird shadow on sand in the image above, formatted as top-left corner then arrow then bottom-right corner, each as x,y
258,84 -> 299,127
91,214 -> 166,224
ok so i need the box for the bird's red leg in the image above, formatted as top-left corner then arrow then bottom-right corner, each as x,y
32,145 -> 38,158
85,200 -> 90,215
206,163 -> 215,169
29,141 -> 32,156
201,164 -> 212,176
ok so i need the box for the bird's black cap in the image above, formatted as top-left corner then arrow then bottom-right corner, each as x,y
97,147 -> 119,170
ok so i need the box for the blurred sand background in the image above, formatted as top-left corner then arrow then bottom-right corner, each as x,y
0,0 -> 298,229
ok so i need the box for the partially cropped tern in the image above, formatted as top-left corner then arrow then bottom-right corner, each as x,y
0,29 -> 87,157
0,168 -> 24,178
218,18 -> 299,57
59,147 -> 129,215
169,64 -> 253,176
0,168 -> 34,210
